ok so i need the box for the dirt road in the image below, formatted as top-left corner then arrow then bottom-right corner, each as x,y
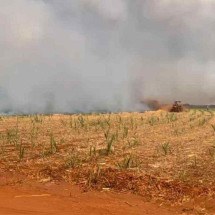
0,183 -> 179,215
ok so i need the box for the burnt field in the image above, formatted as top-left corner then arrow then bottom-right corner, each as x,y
0,109 -> 215,214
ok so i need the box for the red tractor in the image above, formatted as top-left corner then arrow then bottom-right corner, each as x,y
170,101 -> 183,112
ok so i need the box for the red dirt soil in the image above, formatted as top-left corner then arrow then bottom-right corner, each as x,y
0,183 -> 179,215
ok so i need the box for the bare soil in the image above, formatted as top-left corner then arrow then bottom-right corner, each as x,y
0,183 -> 178,215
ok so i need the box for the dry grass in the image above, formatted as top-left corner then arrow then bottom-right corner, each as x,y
0,109 -> 215,208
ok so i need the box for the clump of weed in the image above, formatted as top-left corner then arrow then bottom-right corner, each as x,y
77,115 -> 85,128
65,153 -> 82,168
167,113 -> 178,122
87,165 -> 101,187
89,145 -> 97,158
161,142 -> 171,156
209,143 -> 215,159
117,154 -> 141,169
32,115 -> 43,123
127,138 -> 140,148
147,116 -> 158,126
191,156 -> 198,168
198,118 -> 206,126
100,130 -> 116,156
122,126 -> 129,139
211,124 -> 215,133
178,170 -> 188,182
18,145 -> 25,160
50,133 -> 58,154
6,128 -> 19,145
105,134 -> 116,155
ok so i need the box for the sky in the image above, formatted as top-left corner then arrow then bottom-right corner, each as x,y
0,0 -> 215,113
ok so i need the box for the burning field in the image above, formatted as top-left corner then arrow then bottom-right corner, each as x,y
0,109 -> 215,214
2,0 -> 215,214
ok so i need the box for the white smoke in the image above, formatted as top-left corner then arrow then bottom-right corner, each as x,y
0,0 -> 215,113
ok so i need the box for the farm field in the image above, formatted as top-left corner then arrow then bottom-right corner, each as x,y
0,109 -> 215,214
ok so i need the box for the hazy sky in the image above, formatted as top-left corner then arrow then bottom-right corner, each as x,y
1,0 -> 215,113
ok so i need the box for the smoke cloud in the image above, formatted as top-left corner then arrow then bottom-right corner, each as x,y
0,0 -> 215,113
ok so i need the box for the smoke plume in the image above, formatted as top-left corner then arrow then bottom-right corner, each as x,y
0,0 -> 215,113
